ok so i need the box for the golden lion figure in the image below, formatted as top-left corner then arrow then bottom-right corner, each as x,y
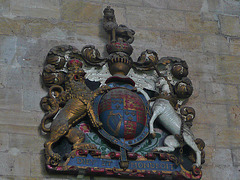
41,59 -> 110,166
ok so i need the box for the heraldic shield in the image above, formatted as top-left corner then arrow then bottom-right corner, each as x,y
94,81 -> 150,146
40,6 -> 206,180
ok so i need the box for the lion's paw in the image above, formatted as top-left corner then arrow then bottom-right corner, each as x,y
73,143 -> 97,150
47,153 -> 61,166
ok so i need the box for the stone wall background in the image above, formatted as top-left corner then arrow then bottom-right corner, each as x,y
0,0 -> 240,179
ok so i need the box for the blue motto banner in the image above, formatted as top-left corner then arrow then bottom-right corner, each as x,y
67,154 -> 181,172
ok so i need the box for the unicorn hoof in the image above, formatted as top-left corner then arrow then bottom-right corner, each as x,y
151,133 -> 156,139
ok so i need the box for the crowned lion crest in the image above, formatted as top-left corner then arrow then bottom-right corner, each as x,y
40,6 -> 205,179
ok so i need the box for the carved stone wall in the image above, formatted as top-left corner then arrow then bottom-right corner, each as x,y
0,0 -> 239,180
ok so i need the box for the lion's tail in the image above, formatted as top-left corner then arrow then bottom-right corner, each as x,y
41,107 -> 59,132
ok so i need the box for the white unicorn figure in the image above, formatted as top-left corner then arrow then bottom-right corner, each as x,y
137,77 -> 202,167
155,77 -> 171,94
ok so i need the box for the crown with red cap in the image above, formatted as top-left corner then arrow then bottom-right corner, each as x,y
67,59 -> 83,68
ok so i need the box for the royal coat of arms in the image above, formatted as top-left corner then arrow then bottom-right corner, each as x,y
40,6 -> 205,179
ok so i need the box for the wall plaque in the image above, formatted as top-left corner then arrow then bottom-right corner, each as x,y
40,6 -> 205,179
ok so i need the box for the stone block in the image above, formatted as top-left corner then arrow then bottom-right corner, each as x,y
126,7 -> 185,31
189,70 -> 216,83
0,152 -> 15,176
203,146 -> 215,166
157,49 -> 184,58
190,103 -> 228,126
61,1 -> 102,24
105,0 -> 143,6
1,177 -> 39,180
95,177 -> 132,180
0,109 -> 43,127
9,134 -> 45,153
18,19 -> 89,39
21,67 -> 43,90
215,126 -> 240,148
201,165 -> 214,180
133,29 -> 162,49
168,0 -> 204,11
222,84 -> 239,103
181,52 -> 216,76
20,19 -> 78,39
16,37 -> 59,68
36,19 -> 102,40
214,125 -> 230,148
216,55 -> 240,84
0,151 -> 30,176
30,153 -> 48,177
229,105 -> 240,127
0,35 -> 17,65
43,178 -> 76,180
142,0 -> 168,9
66,6 -> 125,39
232,149 -> 240,166
160,31 -> 202,52
202,34 -> 229,54
219,15 -> 240,37
0,124 -> 38,135
205,82 -> 239,104
0,0 -> 10,16
230,38 -> 240,56
19,19 -> 56,38
202,12 -> 219,21
0,17 -> 21,35
221,0 -> 240,16
23,89 -> 46,112
5,66 -> 23,89
185,80 -> 206,104
211,165 -> 236,180
41,27 -> 68,41
207,0 -> 221,12
213,148 -> 233,166
185,12 -> 218,34
207,0 -> 240,15
233,166 -> 240,180
0,65 -> 7,88
10,0 -> 60,19
71,23 -> 102,38
75,175 -> 91,180
192,123 -> 215,147
0,88 -> 22,111
0,133 -> 9,152
11,152 -> 31,176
